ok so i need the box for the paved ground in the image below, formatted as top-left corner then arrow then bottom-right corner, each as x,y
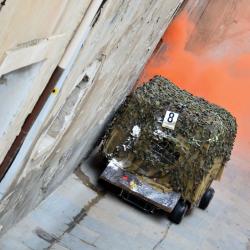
0,150 -> 249,250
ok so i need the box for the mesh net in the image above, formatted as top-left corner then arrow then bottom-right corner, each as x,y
102,76 -> 237,204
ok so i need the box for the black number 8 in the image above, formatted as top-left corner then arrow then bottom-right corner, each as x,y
167,112 -> 175,123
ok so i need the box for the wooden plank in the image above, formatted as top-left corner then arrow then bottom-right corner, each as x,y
0,0 -> 69,60
0,34 -> 65,77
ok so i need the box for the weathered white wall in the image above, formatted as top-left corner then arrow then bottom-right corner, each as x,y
0,0 -> 92,166
0,0 -> 183,234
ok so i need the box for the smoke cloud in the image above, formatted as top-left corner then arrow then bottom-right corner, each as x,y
138,12 -> 250,154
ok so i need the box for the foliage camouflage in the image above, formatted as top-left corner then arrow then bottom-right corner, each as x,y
102,76 -> 237,204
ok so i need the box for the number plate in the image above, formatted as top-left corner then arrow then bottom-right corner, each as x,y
162,111 -> 179,130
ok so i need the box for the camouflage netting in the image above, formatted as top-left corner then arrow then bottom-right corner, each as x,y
102,76 -> 237,204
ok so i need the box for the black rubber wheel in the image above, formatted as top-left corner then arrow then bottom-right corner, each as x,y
168,199 -> 188,224
199,187 -> 215,210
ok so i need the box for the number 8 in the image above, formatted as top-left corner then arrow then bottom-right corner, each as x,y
167,112 -> 175,123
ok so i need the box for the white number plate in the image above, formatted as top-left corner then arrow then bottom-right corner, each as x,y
162,111 -> 179,130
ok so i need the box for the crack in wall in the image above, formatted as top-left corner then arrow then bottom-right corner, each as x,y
91,0 -> 108,27
0,0 -> 6,11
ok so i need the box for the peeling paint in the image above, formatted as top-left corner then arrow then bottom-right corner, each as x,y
0,0 -> 184,235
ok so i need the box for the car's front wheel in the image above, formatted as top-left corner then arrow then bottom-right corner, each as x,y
168,199 -> 188,224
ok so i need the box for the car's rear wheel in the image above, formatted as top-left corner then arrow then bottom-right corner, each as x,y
199,187 -> 215,210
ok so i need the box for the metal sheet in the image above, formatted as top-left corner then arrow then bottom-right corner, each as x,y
100,161 -> 180,213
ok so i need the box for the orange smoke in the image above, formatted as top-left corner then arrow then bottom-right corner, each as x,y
138,12 -> 250,155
